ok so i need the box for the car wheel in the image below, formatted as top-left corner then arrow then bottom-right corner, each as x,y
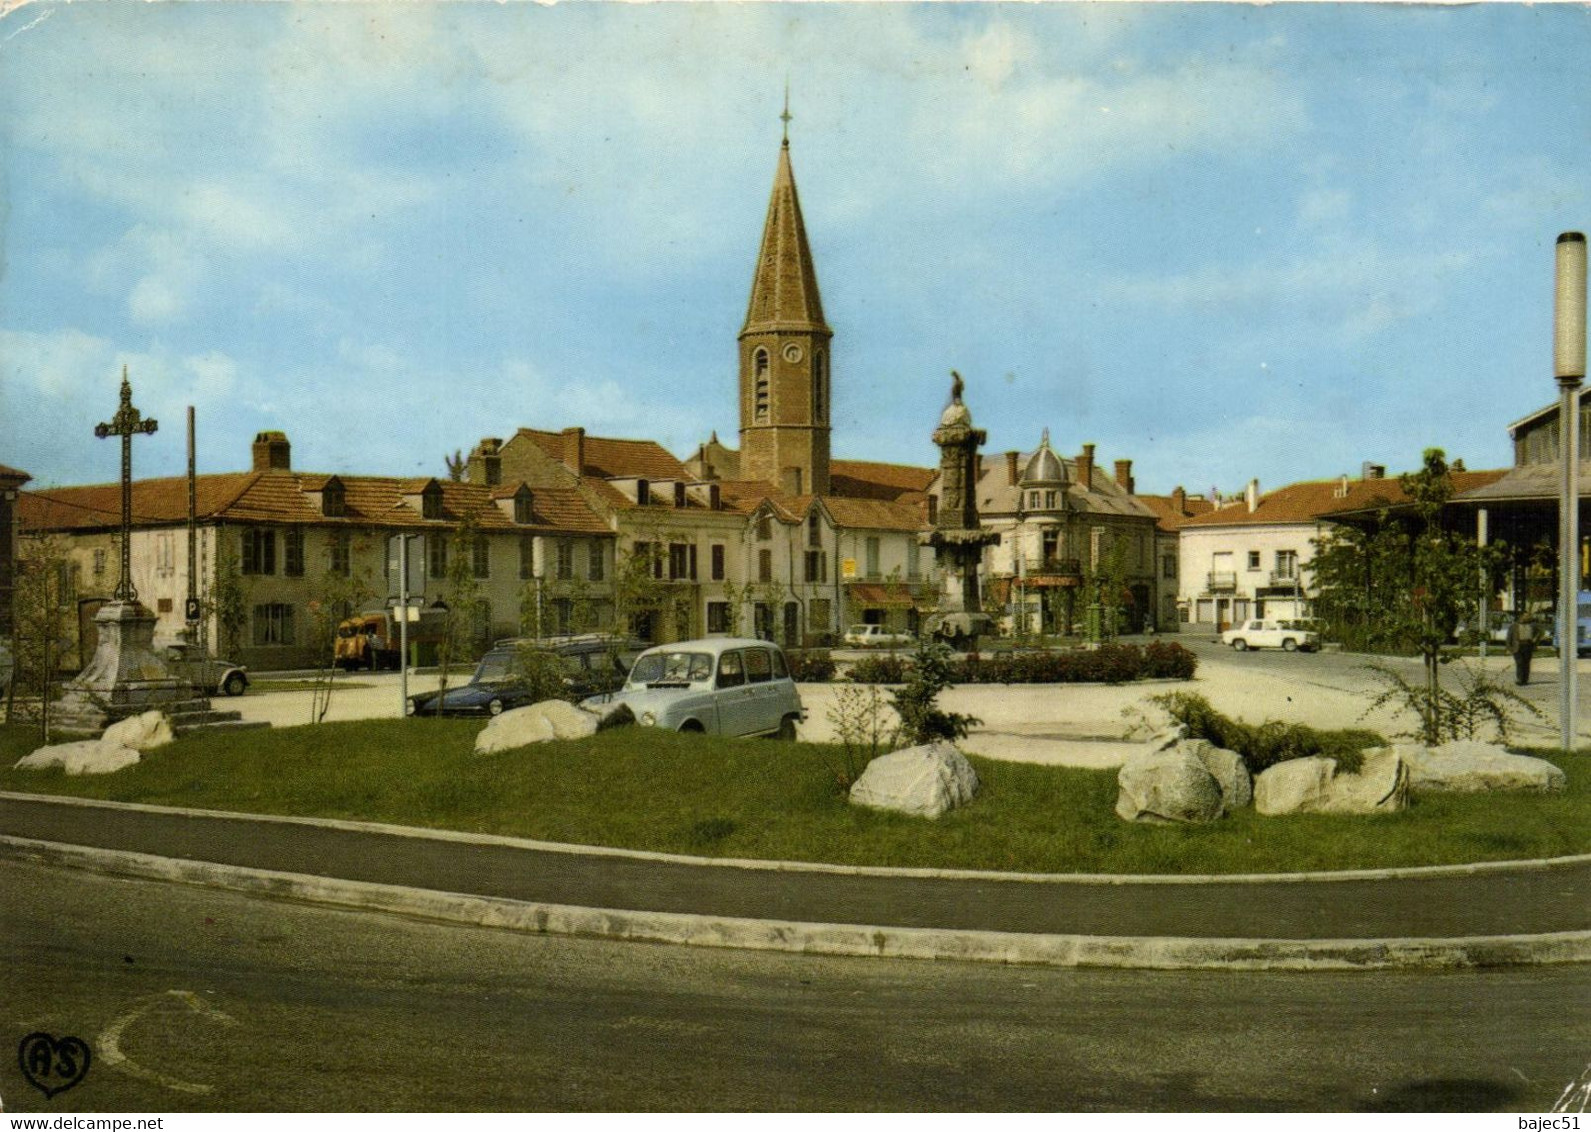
1282,638 -> 1298,652
221,672 -> 246,697
1232,639 -> 1248,652
678,720 -> 705,733
775,715 -> 797,741
488,698 -> 504,716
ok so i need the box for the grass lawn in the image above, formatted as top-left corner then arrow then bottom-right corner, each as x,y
1,721 -> 1587,875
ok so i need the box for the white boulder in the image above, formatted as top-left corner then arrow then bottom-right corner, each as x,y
474,699 -> 600,755
16,740 -> 141,776
1396,742 -> 1567,794
1183,739 -> 1253,813
102,710 -> 175,752
1254,748 -> 1409,816
1115,744 -> 1225,824
849,741 -> 980,819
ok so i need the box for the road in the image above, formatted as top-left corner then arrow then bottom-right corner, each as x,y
2,860 -> 1587,1112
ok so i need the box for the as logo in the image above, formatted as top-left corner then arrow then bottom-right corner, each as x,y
18,1032 -> 92,1099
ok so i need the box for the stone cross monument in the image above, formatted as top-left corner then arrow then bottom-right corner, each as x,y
52,368 -> 199,736
925,372 -> 1000,646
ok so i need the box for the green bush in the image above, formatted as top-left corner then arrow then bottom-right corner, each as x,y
945,642 -> 1197,686
1150,690 -> 1376,776
786,649 -> 836,682
847,654 -> 907,684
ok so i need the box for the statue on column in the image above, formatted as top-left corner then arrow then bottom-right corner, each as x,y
924,372 -> 1000,648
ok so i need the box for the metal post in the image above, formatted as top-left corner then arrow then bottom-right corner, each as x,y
1555,232 -> 1586,751
1477,508 -> 1489,662
399,535 -> 411,717
186,407 -> 198,633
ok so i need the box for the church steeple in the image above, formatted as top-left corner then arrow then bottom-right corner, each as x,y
741,139 -> 828,335
739,116 -> 832,496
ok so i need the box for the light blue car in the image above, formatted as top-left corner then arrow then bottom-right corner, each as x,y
583,637 -> 804,739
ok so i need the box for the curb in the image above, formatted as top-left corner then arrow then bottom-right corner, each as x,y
5,835 -> 1589,971
5,790 -> 1590,886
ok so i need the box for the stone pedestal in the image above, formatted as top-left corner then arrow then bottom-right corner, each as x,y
51,601 -> 203,736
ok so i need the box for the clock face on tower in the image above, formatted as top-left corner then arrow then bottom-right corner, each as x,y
782,342 -> 804,364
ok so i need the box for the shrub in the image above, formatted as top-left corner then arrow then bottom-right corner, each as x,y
1148,690 -> 1377,776
1143,640 -> 1199,680
848,654 -> 907,684
786,649 -> 836,683
890,640 -> 981,746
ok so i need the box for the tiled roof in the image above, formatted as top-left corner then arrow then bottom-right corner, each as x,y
0,463 -> 32,483
20,471 -> 610,536
828,459 -> 935,501
823,496 -> 926,532
515,428 -> 688,481
1137,493 -> 1217,532
1183,469 -> 1510,528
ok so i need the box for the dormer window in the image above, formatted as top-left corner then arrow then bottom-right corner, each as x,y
757,514 -> 772,541
322,478 -> 346,518
674,482 -> 687,508
807,512 -> 821,547
514,487 -> 534,525
637,479 -> 650,506
422,482 -> 443,520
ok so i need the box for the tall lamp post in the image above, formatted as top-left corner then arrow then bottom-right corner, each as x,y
1556,231 -> 1586,752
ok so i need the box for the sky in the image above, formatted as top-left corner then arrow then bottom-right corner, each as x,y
3,2 -> 1590,499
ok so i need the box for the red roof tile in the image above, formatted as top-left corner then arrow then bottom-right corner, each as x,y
515,428 -> 688,481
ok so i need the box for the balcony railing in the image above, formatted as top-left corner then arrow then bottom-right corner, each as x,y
1207,571 -> 1238,592
1269,570 -> 1301,587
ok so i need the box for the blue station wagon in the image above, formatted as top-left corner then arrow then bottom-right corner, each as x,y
583,637 -> 805,739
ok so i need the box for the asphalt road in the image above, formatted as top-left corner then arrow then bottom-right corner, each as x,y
5,793 -> 1588,940
3,860 -> 1587,1112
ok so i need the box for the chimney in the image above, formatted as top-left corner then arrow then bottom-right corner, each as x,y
562,427 -> 585,474
1006,451 -> 1020,486
1246,478 -> 1260,513
1114,459 -> 1134,493
1076,444 -> 1095,489
1172,486 -> 1186,514
1361,462 -> 1385,480
251,431 -> 291,472
469,437 -> 503,486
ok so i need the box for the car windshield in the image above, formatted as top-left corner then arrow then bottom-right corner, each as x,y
472,650 -> 523,683
629,651 -> 713,684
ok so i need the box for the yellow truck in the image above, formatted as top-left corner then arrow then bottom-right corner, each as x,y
334,608 -> 449,670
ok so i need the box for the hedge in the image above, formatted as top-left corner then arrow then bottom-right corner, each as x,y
844,641 -> 1197,686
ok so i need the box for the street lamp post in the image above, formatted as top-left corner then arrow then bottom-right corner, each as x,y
1555,232 -> 1586,752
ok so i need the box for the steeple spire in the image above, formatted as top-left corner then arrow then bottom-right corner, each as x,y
742,125 -> 827,334
780,80 -> 792,146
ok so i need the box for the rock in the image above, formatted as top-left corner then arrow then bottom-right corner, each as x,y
1189,743 -> 1252,813
474,699 -> 600,754
1254,748 -> 1409,816
1397,741 -> 1567,794
102,710 -> 175,752
1115,745 -> 1224,823
849,741 -> 980,819
15,740 -> 141,776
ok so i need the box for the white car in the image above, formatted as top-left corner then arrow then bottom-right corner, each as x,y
582,637 -> 804,739
1220,619 -> 1320,653
843,624 -> 914,648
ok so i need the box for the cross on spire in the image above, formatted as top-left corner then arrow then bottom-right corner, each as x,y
94,365 -> 159,603
780,81 -> 792,145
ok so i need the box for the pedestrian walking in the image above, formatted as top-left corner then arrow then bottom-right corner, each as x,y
1506,610 -> 1539,686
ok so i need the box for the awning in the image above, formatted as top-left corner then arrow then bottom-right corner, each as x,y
847,582 -> 920,608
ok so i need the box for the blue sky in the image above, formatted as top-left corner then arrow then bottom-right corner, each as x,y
3,2 -> 1589,498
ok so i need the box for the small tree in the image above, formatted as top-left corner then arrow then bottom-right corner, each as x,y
6,537 -> 76,739
211,536 -> 249,658
305,557 -> 375,724
890,639 -> 980,745
434,515 -> 486,707
1313,449 -> 1503,743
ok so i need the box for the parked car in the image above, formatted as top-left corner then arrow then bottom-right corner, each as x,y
581,637 -> 805,739
843,624 -> 914,648
408,635 -> 647,717
1220,619 -> 1320,653
163,642 -> 250,696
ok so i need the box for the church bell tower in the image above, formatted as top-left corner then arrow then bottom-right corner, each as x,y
738,107 -> 831,497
